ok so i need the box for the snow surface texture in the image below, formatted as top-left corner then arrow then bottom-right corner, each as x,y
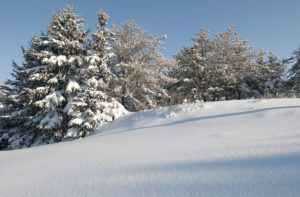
1,99 -> 300,197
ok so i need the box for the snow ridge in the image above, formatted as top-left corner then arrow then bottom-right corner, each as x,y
1,99 -> 299,197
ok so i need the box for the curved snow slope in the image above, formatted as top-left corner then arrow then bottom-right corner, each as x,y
1,99 -> 300,197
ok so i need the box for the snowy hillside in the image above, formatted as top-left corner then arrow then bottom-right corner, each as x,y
1,99 -> 300,197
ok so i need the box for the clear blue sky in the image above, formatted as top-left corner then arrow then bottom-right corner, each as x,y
1,0 -> 300,82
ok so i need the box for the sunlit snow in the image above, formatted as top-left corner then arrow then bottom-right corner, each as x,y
1,99 -> 300,197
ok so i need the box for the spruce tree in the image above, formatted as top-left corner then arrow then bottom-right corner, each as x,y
0,80 -> 16,148
0,6 -> 126,149
66,9 -> 126,137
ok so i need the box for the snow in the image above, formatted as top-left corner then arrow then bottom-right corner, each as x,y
68,56 -> 83,66
1,98 -> 300,197
68,118 -> 83,126
87,55 -> 100,65
46,92 -> 65,106
66,80 -> 80,93
47,77 -> 58,84
39,113 -> 61,129
34,91 -> 65,109
66,128 -> 79,137
87,77 -> 98,87
43,55 -> 67,67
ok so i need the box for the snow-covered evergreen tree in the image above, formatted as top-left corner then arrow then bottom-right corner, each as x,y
287,46 -> 300,94
173,29 -> 213,102
262,53 -> 286,96
109,20 -> 171,111
174,27 -> 257,102
0,6 -> 126,149
251,50 -> 286,97
210,26 -> 257,100
0,80 -> 15,148
66,9 -> 126,137
173,26 -> 286,102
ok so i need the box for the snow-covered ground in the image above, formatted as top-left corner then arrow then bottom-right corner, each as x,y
1,99 -> 300,197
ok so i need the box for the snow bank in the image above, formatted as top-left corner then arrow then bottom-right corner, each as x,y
1,99 -> 300,197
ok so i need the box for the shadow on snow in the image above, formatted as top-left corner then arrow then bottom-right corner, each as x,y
99,105 -> 300,136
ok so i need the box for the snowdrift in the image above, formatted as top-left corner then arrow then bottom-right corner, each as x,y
1,99 -> 300,197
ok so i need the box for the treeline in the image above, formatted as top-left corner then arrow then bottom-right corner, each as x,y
0,5 -> 299,149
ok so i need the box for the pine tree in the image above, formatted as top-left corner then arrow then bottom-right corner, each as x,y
253,50 -> 286,97
173,29 -> 212,102
109,20 -> 171,111
210,26 -> 257,100
174,27 -> 257,102
263,53 -> 286,96
0,6 -> 126,149
287,46 -> 300,94
249,49 -> 269,97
